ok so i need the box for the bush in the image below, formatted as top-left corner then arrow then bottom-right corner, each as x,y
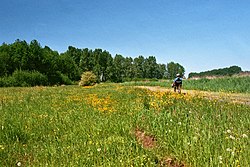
79,71 -> 97,86
0,76 -> 16,87
0,70 -> 48,87
47,71 -> 73,85
12,70 -> 48,86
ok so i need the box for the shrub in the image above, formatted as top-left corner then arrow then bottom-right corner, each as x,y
0,70 -> 49,87
12,70 -> 48,86
59,72 -> 73,85
47,71 -> 73,85
79,71 -> 97,86
0,76 -> 16,87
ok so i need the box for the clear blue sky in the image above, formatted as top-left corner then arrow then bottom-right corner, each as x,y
1,0 -> 250,76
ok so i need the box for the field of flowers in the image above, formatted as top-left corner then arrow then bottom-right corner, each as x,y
0,84 -> 249,166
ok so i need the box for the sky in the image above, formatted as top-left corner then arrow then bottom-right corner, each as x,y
1,0 -> 250,76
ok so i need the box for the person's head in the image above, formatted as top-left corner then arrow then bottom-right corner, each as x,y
176,73 -> 181,77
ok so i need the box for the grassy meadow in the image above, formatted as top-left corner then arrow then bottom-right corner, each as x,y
0,83 -> 250,166
122,76 -> 250,93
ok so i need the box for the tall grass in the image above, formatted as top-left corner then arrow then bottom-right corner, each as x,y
184,77 -> 250,93
0,84 -> 249,166
122,76 -> 250,93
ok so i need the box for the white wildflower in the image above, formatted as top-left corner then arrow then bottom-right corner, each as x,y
97,148 -> 101,152
242,134 -> 248,138
193,136 -> 198,142
229,135 -> 235,140
226,148 -> 231,152
17,162 -> 21,166
226,129 -> 231,133
219,156 -> 223,164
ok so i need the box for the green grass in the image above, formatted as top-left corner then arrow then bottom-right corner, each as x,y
122,76 -> 250,93
0,84 -> 249,166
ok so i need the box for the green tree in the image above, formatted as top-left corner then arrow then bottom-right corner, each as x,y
41,46 -> 62,84
143,56 -> 158,78
92,49 -> 103,80
0,43 -> 12,76
167,62 -> 185,79
156,64 -> 167,79
9,39 -> 30,72
188,65 -> 242,78
65,46 -> 83,67
133,56 -> 145,79
28,40 -> 43,71
99,50 -> 113,82
58,53 -> 80,81
79,48 -> 94,72
124,57 -> 134,80
112,54 -> 126,82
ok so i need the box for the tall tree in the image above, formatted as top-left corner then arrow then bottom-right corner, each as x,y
58,53 -> 80,81
133,56 -> 145,79
112,54 -> 126,82
143,56 -> 158,78
92,49 -> 103,80
0,43 -> 12,76
79,48 -> 94,72
156,64 -> 167,79
28,40 -> 44,71
166,62 -> 185,79
99,50 -> 113,81
10,39 -> 30,72
65,46 -> 83,67
124,57 -> 134,80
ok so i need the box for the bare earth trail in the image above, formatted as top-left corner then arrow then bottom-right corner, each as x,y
136,86 -> 250,106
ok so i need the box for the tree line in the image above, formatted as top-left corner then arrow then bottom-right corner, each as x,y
0,39 -> 185,86
188,66 -> 242,78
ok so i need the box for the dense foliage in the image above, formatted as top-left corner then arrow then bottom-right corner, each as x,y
0,39 -> 185,86
166,62 -> 185,78
188,66 -> 242,78
79,71 -> 97,86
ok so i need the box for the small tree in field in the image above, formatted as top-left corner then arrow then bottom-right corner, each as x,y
79,71 -> 97,86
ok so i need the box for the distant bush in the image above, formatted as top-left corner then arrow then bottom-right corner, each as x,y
79,71 -> 97,86
12,70 -> 48,86
0,70 -> 75,87
46,71 -> 73,86
0,76 -> 16,87
189,66 -> 242,78
0,70 -> 49,87
58,72 -> 73,85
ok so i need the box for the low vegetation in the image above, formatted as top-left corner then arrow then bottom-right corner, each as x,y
1,84 -> 249,166
122,76 -> 250,93
188,66 -> 242,78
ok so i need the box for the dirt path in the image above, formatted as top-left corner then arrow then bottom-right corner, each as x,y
136,86 -> 250,106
